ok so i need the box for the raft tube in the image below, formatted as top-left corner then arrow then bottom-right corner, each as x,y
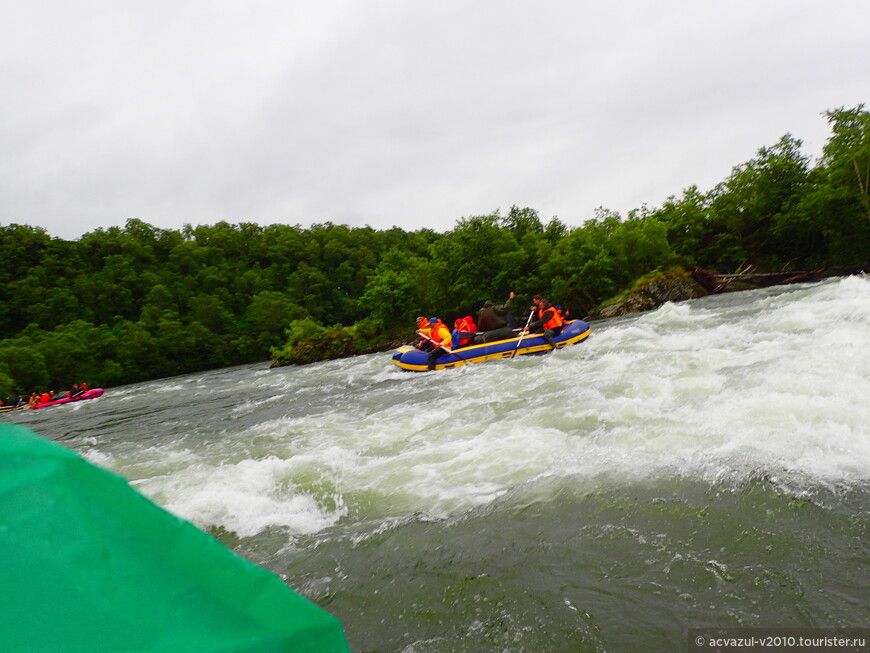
0,423 -> 350,652
29,388 -> 105,410
392,319 -> 591,371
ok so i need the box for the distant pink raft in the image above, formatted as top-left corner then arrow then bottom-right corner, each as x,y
29,388 -> 105,410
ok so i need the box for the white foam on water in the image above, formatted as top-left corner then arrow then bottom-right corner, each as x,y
151,383 -> 187,394
86,276 -> 870,537
136,454 -> 347,537
81,448 -> 115,468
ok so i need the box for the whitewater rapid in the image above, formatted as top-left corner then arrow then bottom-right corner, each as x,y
9,276 -> 869,651
20,275 -> 863,544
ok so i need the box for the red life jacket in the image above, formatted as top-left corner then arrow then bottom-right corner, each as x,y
453,315 -> 477,347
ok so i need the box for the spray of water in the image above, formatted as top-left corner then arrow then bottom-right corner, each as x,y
42,276 -> 868,539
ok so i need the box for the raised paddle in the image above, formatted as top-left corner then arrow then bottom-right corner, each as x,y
510,310 -> 536,359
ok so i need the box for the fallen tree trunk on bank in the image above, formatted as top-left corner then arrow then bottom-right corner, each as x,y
587,265 -> 867,322
689,266 -> 858,294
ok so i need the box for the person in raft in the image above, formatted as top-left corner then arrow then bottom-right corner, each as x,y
476,291 -> 517,343
525,297 -> 564,349
414,315 -> 435,351
451,315 -> 477,349
1,395 -> 23,409
425,317 -> 453,370
554,304 -> 572,321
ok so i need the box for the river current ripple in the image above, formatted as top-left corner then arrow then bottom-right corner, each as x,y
10,276 -> 870,652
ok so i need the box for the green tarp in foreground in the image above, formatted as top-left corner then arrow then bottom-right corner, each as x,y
0,423 -> 350,652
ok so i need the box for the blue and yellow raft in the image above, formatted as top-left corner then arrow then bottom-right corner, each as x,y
391,319 -> 591,371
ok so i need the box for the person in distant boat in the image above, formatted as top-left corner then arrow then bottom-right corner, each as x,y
525,298 -> 564,349
1,395 -> 22,409
477,292 -> 517,342
451,315 -> 477,349
414,316 -> 435,351
426,317 -> 453,370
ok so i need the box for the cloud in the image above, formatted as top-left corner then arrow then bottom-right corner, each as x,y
1,1 -> 868,240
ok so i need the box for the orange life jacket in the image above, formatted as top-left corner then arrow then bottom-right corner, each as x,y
537,305 -> 564,330
430,321 -> 452,347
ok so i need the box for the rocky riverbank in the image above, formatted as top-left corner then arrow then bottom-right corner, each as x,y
270,266 -> 865,366
584,269 -> 707,321
584,265 -> 865,321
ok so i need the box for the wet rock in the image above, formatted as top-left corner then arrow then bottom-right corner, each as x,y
586,270 -> 708,321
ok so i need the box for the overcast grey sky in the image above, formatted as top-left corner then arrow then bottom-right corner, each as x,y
1,1 -> 867,240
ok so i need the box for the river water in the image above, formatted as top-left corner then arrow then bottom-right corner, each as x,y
8,276 -> 870,652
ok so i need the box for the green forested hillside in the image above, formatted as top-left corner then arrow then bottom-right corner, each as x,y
1,106 -> 868,396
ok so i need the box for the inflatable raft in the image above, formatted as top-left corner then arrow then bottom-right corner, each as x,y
0,423 -> 350,652
29,388 -> 105,410
392,319 -> 591,371
0,402 -> 27,414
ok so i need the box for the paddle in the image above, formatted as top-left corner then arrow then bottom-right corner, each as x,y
510,309 -> 536,359
416,329 -> 453,354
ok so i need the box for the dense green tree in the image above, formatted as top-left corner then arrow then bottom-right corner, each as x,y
111,320 -> 160,382
358,248 -> 430,330
270,318 -> 357,366
705,134 -> 811,269
0,224 -> 51,287
35,321 -> 123,389
0,342 -> 50,394
244,291 -> 308,351
544,216 -> 621,313
656,186 -> 712,261
1,106 -> 867,388
426,213 -> 531,316
0,365 -> 14,400
25,287 -> 82,330
187,294 -> 234,334
821,105 -> 870,227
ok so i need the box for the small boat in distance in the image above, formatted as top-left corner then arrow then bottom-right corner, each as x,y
391,320 -> 591,372
29,388 -> 105,410
0,401 -> 27,414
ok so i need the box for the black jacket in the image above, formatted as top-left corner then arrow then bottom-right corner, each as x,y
528,307 -> 556,332
477,297 -> 514,331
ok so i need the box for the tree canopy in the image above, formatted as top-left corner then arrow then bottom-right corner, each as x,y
1,106 -> 868,395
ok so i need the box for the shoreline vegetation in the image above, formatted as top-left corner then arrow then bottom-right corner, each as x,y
269,265 -> 865,367
582,264 -> 866,322
1,105 -> 868,391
